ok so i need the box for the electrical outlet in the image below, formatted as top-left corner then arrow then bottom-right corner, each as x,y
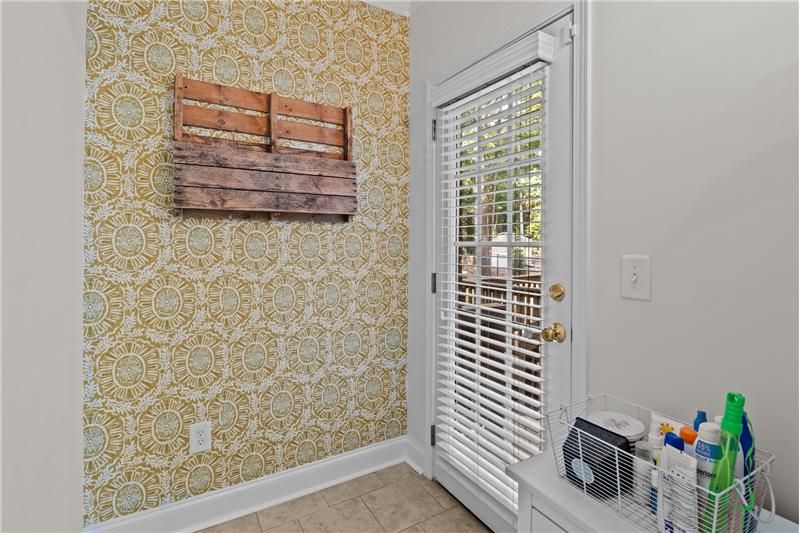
189,421 -> 212,454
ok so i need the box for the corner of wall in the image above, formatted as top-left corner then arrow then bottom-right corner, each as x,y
1,1 -> 86,531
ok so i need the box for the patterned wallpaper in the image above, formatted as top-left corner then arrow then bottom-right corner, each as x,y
83,0 -> 408,524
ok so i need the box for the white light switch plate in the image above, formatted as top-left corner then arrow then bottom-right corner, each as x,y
621,254 -> 651,301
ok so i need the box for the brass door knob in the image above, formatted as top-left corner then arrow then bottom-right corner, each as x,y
549,283 -> 566,302
541,322 -> 567,343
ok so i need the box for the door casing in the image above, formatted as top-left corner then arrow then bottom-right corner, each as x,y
420,1 -> 590,485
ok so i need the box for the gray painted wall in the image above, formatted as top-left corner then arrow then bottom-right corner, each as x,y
409,1 -> 798,521
2,2 -> 86,531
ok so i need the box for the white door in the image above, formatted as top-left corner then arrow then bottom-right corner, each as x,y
432,12 -> 574,532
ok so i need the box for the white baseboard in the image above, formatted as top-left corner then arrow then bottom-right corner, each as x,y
86,437 -> 409,533
404,436 -> 428,477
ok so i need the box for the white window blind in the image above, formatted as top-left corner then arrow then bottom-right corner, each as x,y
435,63 -> 547,514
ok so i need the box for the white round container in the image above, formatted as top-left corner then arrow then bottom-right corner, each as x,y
587,410 -> 647,450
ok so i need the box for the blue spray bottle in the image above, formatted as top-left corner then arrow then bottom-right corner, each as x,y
738,412 -> 756,533
694,410 -> 708,431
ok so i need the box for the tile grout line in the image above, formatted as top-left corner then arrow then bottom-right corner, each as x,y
237,466 -> 460,533
322,473 -> 388,507
287,500 -> 325,532
411,477 -> 449,525
418,478 -> 459,512
319,488 -> 333,507
257,492 -> 330,533
361,471 -> 434,533
366,475 -> 449,533
360,475 -> 412,533
357,495 -> 388,533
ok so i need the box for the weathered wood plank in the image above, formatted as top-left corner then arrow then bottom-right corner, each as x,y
268,93 -> 278,154
181,133 -> 268,152
343,107 -> 353,161
182,77 -> 267,112
274,119 -> 344,147
271,145 -> 343,160
178,208 -> 273,222
276,95 -> 345,125
180,209 -> 350,223
174,73 -> 184,141
271,212 -> 350,223
174,164 -> 357,196
174,186 -> 358,214
183,105 -> 268,136
174,142 -> 356,179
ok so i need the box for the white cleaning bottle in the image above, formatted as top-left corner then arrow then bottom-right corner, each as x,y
648,419 -> 663,466
695,422 -> 721,489
634,440 -> 654,508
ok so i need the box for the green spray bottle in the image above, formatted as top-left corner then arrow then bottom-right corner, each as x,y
702,392 -> 745,533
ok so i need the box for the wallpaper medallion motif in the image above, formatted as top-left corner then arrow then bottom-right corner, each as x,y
83,0 -> 408,524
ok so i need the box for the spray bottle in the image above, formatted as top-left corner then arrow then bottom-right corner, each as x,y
693,410 -> 707,431
737,412 -> 757,533
679,427 -> 698,458
648,419 -> 664,466
702,392 -> 745,533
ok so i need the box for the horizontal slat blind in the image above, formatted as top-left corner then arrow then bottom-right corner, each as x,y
436,63 -> 547,515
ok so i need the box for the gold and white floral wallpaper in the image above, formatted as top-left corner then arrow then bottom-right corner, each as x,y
83,0 -> 408,524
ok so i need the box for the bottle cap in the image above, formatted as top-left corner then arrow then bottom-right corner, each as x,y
698,422 -> 720,444
679,426 -> 698,445
664,432 -> 684,451
721,392 -> 745,437
714,415 -> 723,426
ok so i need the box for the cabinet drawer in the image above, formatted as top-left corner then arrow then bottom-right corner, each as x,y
529,507 -> 566,533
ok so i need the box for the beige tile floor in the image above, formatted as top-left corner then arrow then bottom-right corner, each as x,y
198,463 -> 490,533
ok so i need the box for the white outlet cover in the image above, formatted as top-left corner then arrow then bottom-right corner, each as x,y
621,254 -> 651,301
189,420 -> 212,454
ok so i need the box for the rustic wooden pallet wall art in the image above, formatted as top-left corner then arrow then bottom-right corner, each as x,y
173,73 -> 357,222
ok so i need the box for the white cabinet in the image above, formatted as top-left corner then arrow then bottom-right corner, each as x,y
530,507 -> 566,533
507,453 -> 797,533
508,452 -> 638,533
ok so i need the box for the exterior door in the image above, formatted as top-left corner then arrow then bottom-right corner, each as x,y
431,12 -> 574,532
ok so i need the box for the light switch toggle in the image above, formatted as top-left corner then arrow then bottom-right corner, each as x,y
621,255 -> 651,301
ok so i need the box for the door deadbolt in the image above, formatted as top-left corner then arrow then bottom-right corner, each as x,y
549,283 -> 566,302
541,322 -> 567,343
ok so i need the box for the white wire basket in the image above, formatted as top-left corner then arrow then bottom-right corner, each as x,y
545,394 -> 775,533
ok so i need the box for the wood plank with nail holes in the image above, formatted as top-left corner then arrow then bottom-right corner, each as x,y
273,94 -> 345,125
343,108 -> 353,160
173,142 -> 356,179
182,77 -> 267,112
274,119 -> 345,147
174,186 -> 358,214
174,164 -> 357,196
270,212 -> 352,223
181,133 -> 268,152
272,145 -> 343,160
175,73 -> 184,141
182,105 -> 268,136
178,209 -> 350,223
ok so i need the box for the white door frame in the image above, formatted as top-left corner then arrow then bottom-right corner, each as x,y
421,1 -> 590,480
